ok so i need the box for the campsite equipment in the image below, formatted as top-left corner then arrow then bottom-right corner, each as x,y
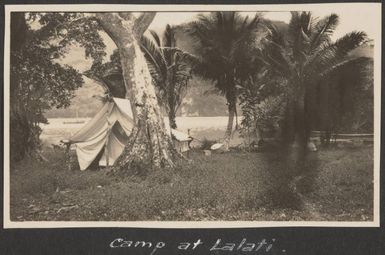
210,143 -> 224,151
307,141 -> 317,152
203,150 -> 212,156
66,97 -> 192,170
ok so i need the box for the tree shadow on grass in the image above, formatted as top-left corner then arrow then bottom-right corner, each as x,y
261,147 -> 320,211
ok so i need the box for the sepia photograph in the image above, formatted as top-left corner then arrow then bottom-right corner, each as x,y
3,3 -> 381,228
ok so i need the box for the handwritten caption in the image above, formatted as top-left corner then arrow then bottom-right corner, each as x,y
109,237 -> 286,254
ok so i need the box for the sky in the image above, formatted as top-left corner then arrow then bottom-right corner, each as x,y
61,10 -> 377,72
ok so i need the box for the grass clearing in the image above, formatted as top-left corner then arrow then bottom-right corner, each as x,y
10,145 -> 373,221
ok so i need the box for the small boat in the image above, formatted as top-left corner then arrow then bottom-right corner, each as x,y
63,120 -> 86,124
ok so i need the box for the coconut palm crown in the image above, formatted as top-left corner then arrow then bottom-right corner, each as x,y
141,24 -> 193,129
259,11 -> 367,149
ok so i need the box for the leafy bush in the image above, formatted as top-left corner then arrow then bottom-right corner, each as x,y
240,95 -> 285,144
255,96 -> 285,133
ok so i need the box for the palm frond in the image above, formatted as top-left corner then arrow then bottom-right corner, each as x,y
149,29 -> 161,47
309,13 -> 339,53
319,55 -> 369,78
288,11 -> 313,63
304,31 -> 367,80
162,25 -> 178,66
333,31 -> 368,56
163,24 -> 176,48
139,35 -> 168,81
259,24 -> 292,78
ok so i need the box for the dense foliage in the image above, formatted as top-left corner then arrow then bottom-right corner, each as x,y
315,57 -> 374,135
259,12 -> 367,149
238,70 -> 286,143
10,13 -> 105,161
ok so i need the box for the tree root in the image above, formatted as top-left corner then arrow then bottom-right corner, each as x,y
112,124 -> 186,175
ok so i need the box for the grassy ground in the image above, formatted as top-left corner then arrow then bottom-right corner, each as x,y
10,144 -> 373,221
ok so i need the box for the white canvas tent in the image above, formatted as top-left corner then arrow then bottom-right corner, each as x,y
67,97 -> 191,170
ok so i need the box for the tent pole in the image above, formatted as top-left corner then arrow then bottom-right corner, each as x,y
66,143 -> 72,171
105,134 -> 109,169
105,102 -> 112,171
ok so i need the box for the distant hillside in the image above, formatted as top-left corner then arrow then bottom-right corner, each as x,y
180,77 -> 228,116
44,75 -> 228,118
45,76 -> 105,118
45,75 -> 229,118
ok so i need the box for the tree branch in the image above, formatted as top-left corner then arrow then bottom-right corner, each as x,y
118,12 -> 134,20
133,12 -> 156,38
83,72 -> 110,94
94,13 -> 128,46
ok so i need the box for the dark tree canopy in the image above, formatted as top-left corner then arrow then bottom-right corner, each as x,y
260,11 -> 367,150
314,57 -> 374,135
10,12 -> 105,162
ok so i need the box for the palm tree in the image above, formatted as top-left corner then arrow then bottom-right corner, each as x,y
141,25 -> 192,129
185,11 -> 262,150
259,12 -> 367,155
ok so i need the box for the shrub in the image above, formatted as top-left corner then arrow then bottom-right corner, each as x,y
240,95 -> 285,145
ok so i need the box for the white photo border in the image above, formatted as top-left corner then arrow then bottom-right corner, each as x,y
3,3 -> 382,229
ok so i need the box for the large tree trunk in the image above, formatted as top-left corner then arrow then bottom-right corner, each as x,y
292,94 -> 308,161
282,85 -> 309,168
168,78 -> 177,129
319,81 -> 332,146
223,79 -> 237,150
223,98 -> 236,151
168,105 -> 177,129
95,13 -> 181,173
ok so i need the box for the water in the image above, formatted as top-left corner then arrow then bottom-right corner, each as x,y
40,117 -> 241,146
